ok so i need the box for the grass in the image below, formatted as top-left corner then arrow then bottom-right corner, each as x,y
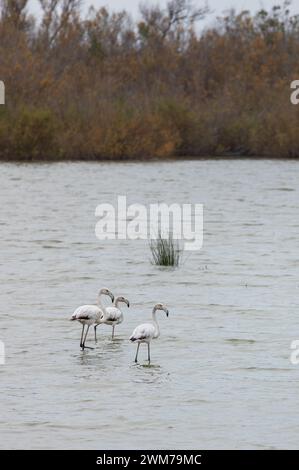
149,233 -> 181,267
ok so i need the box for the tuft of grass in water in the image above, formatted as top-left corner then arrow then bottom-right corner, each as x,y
149,233 -> 181,267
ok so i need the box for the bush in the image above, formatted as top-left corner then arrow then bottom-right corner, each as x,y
12,108 -> 58,160
150,233 -> 181,267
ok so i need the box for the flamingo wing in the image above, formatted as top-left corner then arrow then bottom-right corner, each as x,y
71,305 -> 100,321
130,323 -> 155,342
105,306 -> 122,322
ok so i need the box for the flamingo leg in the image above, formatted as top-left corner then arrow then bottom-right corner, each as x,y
80,324 -> 85,348
112,325 -> 115,340
82,325 -> 94,350
147,343 -> 151,363
135,343 -> 140,363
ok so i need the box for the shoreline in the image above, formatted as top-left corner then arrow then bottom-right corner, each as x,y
0,154 -> 299,163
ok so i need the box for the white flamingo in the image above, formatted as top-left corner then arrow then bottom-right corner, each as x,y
70,288 -> 114,349
93,287 -> 115,341
129,303 -> 169,363
97,296 -> 130,339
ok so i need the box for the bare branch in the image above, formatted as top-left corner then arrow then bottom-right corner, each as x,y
39,0 -> 81,46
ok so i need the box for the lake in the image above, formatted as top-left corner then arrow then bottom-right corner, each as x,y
0,159 -> 299,449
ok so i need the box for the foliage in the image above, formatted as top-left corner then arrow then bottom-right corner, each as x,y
150,233 -> 181,267
0,1 -> 298,159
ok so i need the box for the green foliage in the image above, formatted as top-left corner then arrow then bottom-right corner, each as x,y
12,108 -> 58,160
150,233 -> 181,267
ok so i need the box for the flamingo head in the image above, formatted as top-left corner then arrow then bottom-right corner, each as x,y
115,296 -> 130,308
154,303 -> 169,317
99,287 -> 114,302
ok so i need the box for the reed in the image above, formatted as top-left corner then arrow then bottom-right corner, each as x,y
150,233 -> 181,267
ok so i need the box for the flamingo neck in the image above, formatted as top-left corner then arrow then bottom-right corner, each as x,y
114,297 -> 121,308
97,292 -> 104,309
152,308 -> 160,337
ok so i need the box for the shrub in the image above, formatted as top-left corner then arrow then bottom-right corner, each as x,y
150,233 -> 181,267
12,108 -> 58,160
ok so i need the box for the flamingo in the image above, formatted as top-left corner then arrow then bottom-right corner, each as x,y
98,296 -> 130,339
93,288 -> 116,341
129,303 -> 169,363
70,288 -> 114,349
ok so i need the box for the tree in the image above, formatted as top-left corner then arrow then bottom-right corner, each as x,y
138,0 -> 209,45
0,0 -> 30,30
39,0 -> 81,46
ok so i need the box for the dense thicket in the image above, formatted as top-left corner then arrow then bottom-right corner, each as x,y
0,0 -> 299,160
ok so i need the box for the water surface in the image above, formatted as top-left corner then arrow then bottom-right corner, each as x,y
0,160 -> 299,449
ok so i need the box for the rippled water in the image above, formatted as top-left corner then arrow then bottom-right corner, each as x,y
1,160 -> 299,449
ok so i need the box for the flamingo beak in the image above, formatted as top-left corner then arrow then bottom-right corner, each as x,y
127,300 -> 130,308
110,292 -> 114,302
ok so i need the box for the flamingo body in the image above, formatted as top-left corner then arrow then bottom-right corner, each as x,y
130,322 -> 158,343
103,306 -> 123,325
99,296 -> 129,339
71,305 -> 102,325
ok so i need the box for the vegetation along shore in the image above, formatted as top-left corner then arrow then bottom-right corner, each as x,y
0,0 -> 299,160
